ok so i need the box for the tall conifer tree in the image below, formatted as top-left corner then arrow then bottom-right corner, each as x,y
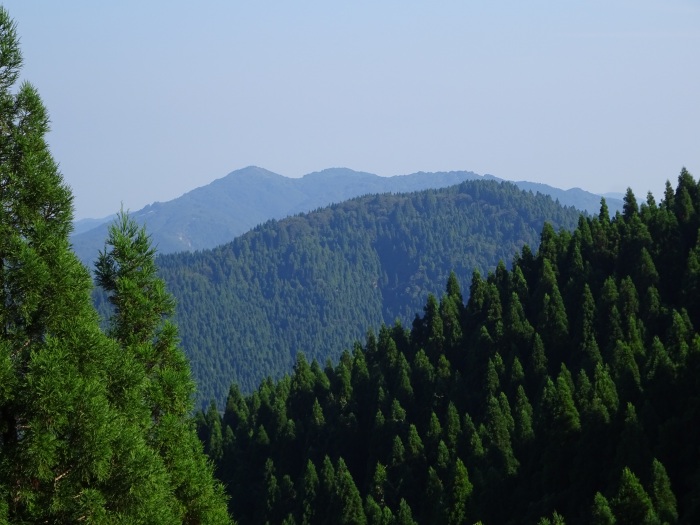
0,8 -> 230,522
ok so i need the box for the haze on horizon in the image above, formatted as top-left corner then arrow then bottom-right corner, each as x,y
4,1 -> 699,219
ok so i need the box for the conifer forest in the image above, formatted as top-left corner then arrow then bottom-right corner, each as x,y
2,5 -> 700,524
196,171 -> 700,524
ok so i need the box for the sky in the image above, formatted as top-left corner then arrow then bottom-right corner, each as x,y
3,1 -> 699,219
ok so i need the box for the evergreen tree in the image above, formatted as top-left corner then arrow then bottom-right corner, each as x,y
334,458 -> 366,525
447,457 -> 472,525
289,353 -> 316,421
0,8 -> 230,522
423,466 -> 447,523
370,462 -> 389,508
205,402 -> 224,464
576,284 -> 602,370
538,511 -> 567,525
395,499 -> 418,525
591,492 -> 616,525
484,395 -> 518,477
300,460 -> 319,525
96,212 -> 230,523
262,458 -> 280,522
650,458 -> 677,525
513,385 -> 535,445
405,424 -> 425,463
363,495 -> 384,525
444,401 -> 462,450
318,455 -> 337,521
611,468 -> 659,525
440,293 -> 463,355
593,363 -> 620,424
613,403 -> 649,480
445,270 -> 463,303
527,332 -> 549,390
623,188 -> 639,220
424,294 -> 445,361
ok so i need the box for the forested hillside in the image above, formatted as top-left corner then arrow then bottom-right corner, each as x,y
149,180 -> 583,405
196,169 -> 700,524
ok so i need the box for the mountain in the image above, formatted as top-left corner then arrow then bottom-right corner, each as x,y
71,214 -> 115,235
73,167 -> 623,264
135,179 -> 585,407
196,169 -> 700,524
72,167 -> 480,263
603,191 -> 626,201
513,181 -> 619,217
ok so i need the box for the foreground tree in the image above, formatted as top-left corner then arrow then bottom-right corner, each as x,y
0,8 -> 230,522
96,212 -> 230,523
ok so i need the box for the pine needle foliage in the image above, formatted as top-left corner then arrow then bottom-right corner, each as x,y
198,171 -> 700,524
0,8 -> 231,522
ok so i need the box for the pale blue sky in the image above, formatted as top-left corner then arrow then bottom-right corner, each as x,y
4,1 -> 699,219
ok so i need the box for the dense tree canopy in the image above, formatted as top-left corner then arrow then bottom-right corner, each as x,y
198,170 -> 700,524
148,180 -> 583,406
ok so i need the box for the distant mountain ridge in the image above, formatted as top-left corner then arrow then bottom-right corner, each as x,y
72,167 -> 623,264
72,215 -> 116,235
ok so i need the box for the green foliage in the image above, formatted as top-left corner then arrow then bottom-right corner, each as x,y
195,170 -> 700,524
591,492 -> 616,525
395,499 -> 418,525
96,213 -> 230,523
334,458 -> 366,525
650,458 -> 677,524
447,457 -> 472,525
145,179 -> 584,406
0,8 -> 231,522
539,512 -> 567,525
611,468 -> 659,525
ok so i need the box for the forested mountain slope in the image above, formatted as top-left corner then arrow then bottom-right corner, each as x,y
196,169 -> 700,524
148,180 -> 584,405
73,166 -> 622,264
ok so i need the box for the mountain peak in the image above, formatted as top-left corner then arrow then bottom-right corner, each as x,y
223,166 -> 285,179
303,167 -> 377,179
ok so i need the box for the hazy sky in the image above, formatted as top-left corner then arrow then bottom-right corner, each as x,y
4,1 -> 699,219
